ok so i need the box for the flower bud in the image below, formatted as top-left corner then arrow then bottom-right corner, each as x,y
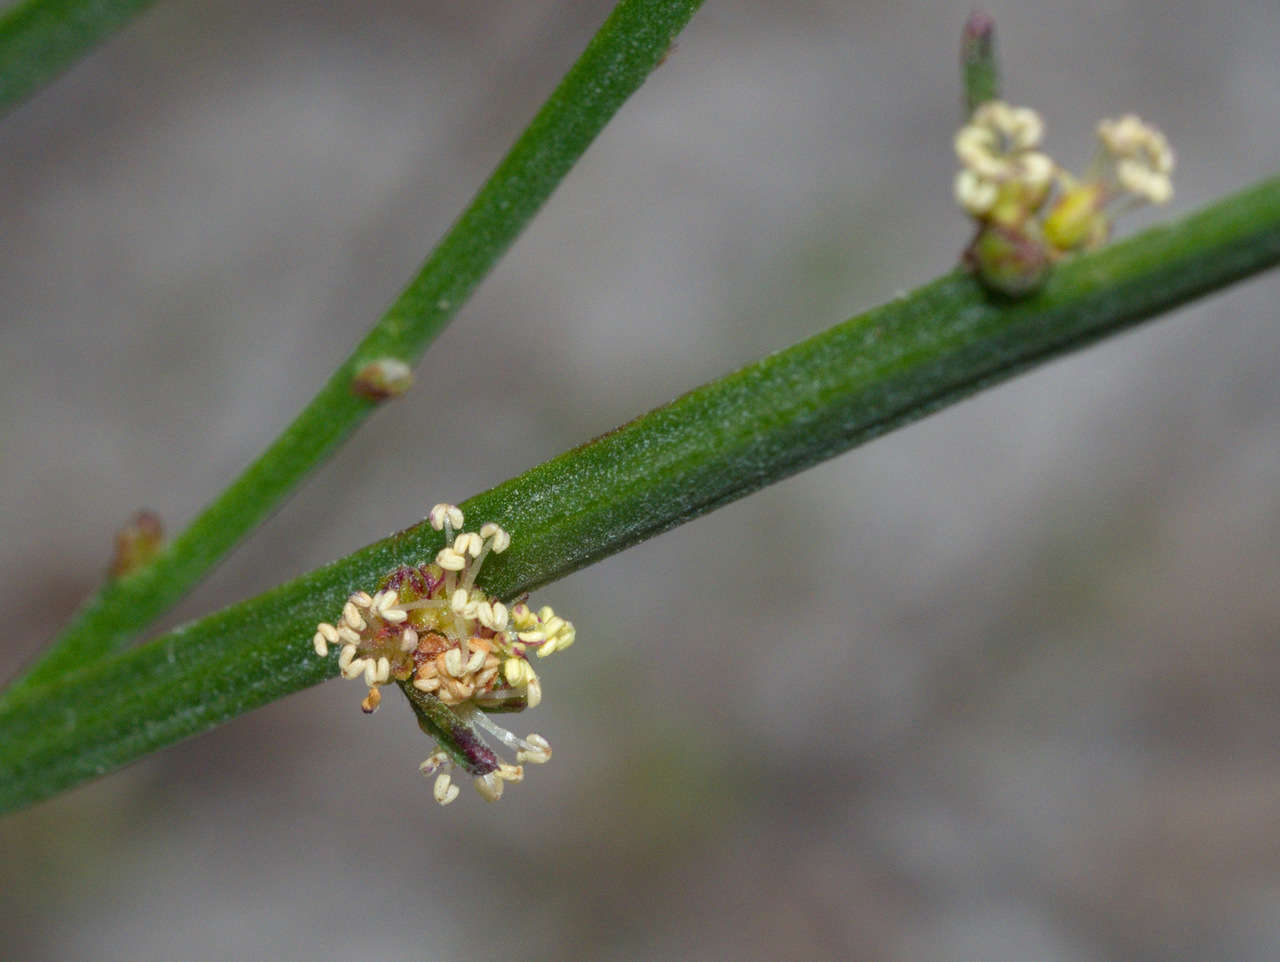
965,223 -> 1052,298
1043,182 -> 1108,253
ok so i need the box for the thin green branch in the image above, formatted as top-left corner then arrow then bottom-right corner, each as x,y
0,0 -> 157,114
2,173 -> 1277,814
6,0 -> 705,697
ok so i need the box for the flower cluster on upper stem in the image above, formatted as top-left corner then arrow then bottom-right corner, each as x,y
313,503 -> 575,805
955,100 -> 1174,295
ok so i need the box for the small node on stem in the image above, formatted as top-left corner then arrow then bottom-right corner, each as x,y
109,510 -> 165,578
964,222 -> 1053,298
351,358 -> 414,401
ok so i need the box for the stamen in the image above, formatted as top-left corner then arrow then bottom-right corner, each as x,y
488,602 -> 508,631
436,548 -> 466,571
503,657 -> 528,686
342,602 -> 365,631
312,510 -> 576,806
525,675 -> 542,708
510,604 -> 537,631
518,734 -> 552,765
464,705 -> 530,756
419,751 -> 451,776
479,523 -> 510,553
454,532 -> 483,558
428,503 -> 464,534
473,772 -> 504,802
434,773 -> 460,806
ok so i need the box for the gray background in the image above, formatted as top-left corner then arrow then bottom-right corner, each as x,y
2,1 -> 1278,959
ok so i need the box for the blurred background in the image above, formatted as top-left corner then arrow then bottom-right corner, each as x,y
1,0 -> 1278,958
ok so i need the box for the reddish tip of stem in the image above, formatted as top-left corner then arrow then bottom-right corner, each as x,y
962,9 -> 995,48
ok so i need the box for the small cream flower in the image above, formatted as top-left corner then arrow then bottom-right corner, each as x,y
955,101 -> 1046,179
1042,115 -> 1174,252
313,503 -> 574,805
955,98 -> 1176,284
954,168 -> 1000,216
954,100 -> 1054,219
1096,114 -> 1174,204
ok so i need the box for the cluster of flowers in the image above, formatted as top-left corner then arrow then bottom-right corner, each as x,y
313,503 -> 575,805
954,100 -> 1174,294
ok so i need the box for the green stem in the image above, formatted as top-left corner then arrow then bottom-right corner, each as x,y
0,0 -> 157,114
5,0 -> 705,697
2,174 -> 1278,815
961,9 -> 1000,114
